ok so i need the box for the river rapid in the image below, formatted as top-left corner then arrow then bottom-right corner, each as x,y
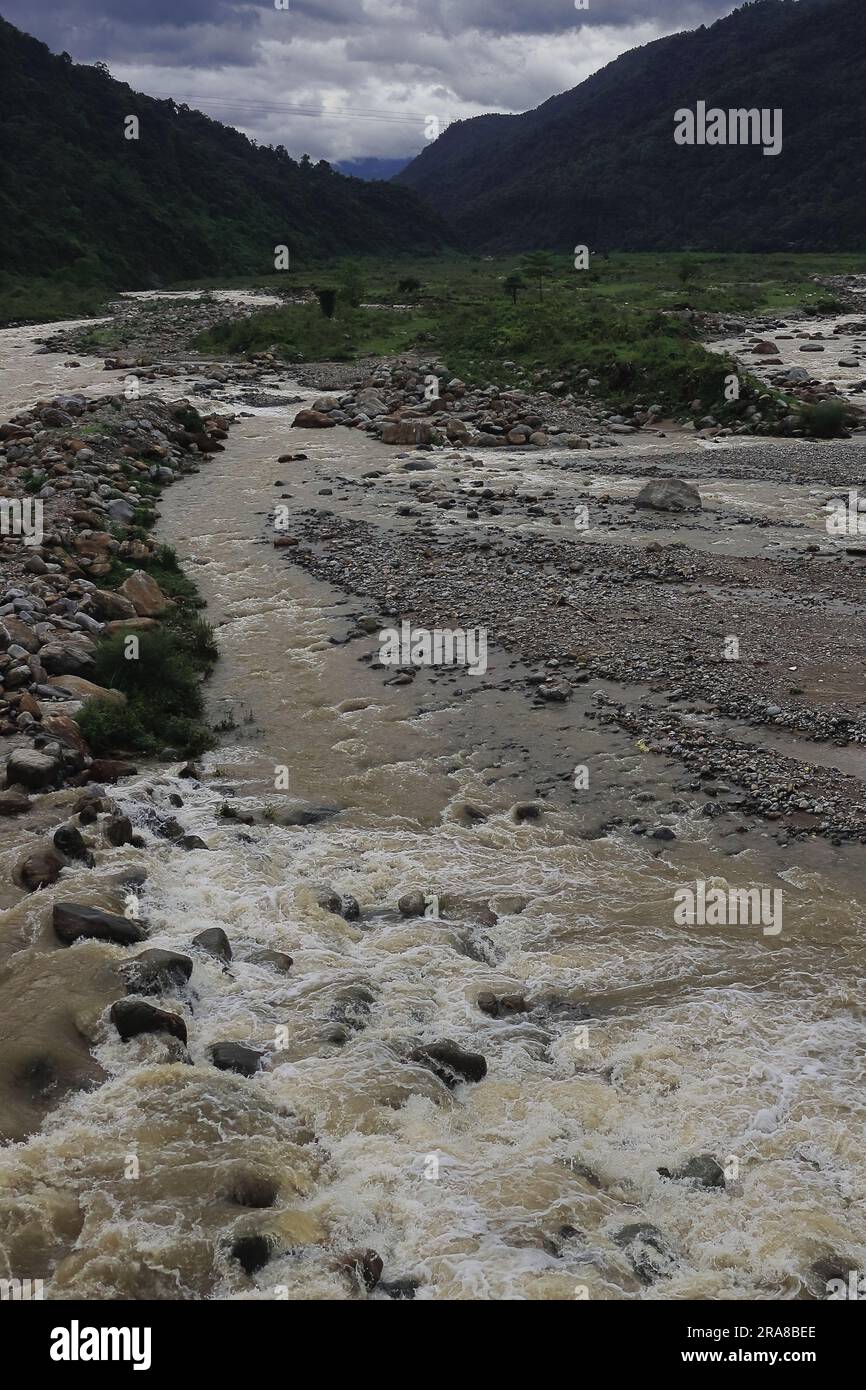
0,298 -> 864,1301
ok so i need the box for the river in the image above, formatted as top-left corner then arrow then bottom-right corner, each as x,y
0,296 -> 864,1300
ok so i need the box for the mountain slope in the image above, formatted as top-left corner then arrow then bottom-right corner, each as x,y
0,15 -> 447,288
337,157 -> 412,181
395,0 -> 866,252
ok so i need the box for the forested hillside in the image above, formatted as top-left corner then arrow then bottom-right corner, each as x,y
0,15 -> 446,291
396,0 -> 866,252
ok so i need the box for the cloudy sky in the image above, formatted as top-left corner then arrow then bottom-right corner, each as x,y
3,0 -> 736,162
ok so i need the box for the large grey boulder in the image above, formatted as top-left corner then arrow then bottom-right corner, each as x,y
634,478 -> 702,513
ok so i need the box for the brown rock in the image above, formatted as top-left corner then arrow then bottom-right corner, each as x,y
291,409 -> 336,429
90,589 -> 137,621
50,675 -> 125,704
87,758 -> 138,783
15,847 -> 66,892
118,570 -> 172,618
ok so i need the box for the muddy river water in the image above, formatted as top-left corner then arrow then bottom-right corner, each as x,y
0,299 -> 864,1300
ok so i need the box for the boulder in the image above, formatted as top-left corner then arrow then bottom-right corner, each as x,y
634,478 -> 702,513
91,589 -> 137,621
53,902 -> 146,946
291,409 -> 336,429
39,642 -> 95,677
193,927 -> 232,961
121,949 -> 193,995
381,421 -> 432,446
1,617 -> 41,652
210,1042 -> 263,1076
15,847 -> 66,892
118,570 -> 173,618
53,824 -> 94,865
410,1039 -> 488,1087
51,675 -> 125,704
105,814 -> 134,847
5,748 -> 61,789
87,758 -> 137,782
658,1154 -> 726,1190
110,999 -> 187,1044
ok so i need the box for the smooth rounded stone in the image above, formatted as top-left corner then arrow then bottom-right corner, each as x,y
210,1042 -> 263,1076
5,747 -> 61,790
121,948 -> 193,996
634,478 -> 702,513
410,1039 -> 488,1087
657,1153 -> 726,1190
651,826 -> 677,841
91,588 -> 137,621
39,642 -> 95,677
397,890 -> 427,917
337,1248 -> 384,1292
193,927 -> 232,961
242,947 -> 293,973
0,791 -> 31,816
176,834 -> 211,851
477,991 -> 528,1018
314,885 -> 359,920
53,902 -> 147,946
104,814 -> 134,847
110,998 -> 187,1044
512,802 -> 542,823
118,570 -> 172,618
292,409 -> 336,429
613,1223 -> 679,1284
15,846 -> 66,892
52,823 -> 94,865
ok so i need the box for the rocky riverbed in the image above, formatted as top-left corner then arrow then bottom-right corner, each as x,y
1,291 -> 865,1302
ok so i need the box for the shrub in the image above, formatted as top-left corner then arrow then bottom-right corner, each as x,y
77,697 -> 155,754
800,401 -> 850,438
92,627 -> 204,718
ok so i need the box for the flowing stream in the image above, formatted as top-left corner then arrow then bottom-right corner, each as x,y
1,299 -> 864,1300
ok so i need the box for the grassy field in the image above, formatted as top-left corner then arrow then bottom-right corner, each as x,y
193,251 -> 866,417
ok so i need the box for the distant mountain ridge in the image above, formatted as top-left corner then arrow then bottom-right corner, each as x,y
395,0 -> 866,252
0,15 -> 446,288
338,157 -> 412,181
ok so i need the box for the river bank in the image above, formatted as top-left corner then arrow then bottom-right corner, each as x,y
1,292 -> 865,1301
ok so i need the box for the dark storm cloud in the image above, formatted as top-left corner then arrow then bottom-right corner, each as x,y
0,0 -> 739,158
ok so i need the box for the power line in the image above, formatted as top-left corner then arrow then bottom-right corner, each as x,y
147,90 -> 445,126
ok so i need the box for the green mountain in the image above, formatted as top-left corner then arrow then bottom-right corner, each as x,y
0,14 -> 446,290
395,0 -> 866,252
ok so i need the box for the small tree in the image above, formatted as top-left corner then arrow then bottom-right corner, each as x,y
338,262 -> 365,307
315,288 -> 337,319
520,252 -> 554,302
503,273 -> 525,305
678,257 -> 700,286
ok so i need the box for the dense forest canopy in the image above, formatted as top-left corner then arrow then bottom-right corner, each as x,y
0,14 -> 447,288
395,0 -> 866,252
